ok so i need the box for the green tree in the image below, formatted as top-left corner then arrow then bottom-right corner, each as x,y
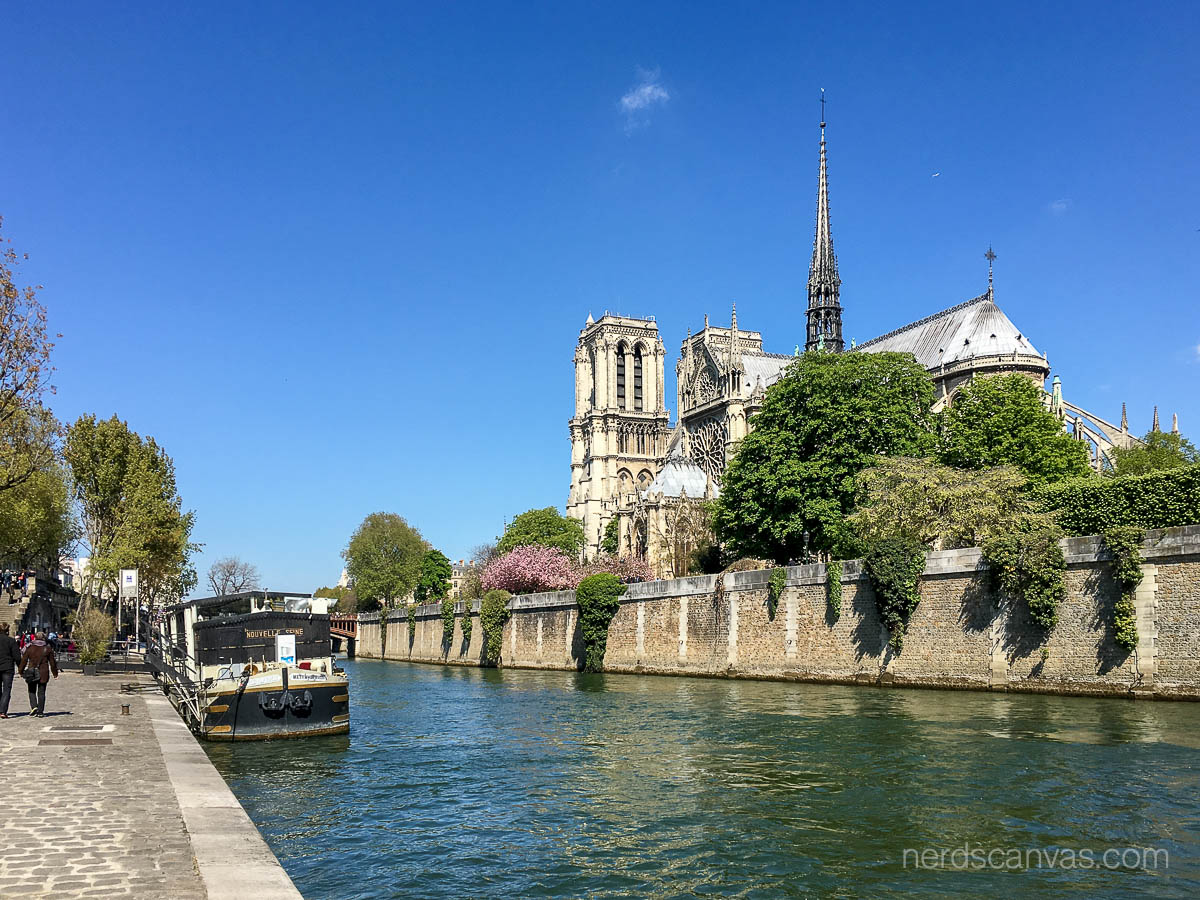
849,457 -> 1054,550
0,219 -> 59,495
413,549 -> 453,605
0,464 -> 76,570
1109,430 -> 1199,477
939,374 -> 1090,484
342,512 -> 427,612
601,517 -> 620,554
496,507 -> 586,556
65,415 -> 197,609
715,351 -> 936,562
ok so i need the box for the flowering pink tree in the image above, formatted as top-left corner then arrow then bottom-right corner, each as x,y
482,545 -> 582,595
582,554 -> 655,584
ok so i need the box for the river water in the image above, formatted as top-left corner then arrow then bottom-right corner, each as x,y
204,660 -> 1200,898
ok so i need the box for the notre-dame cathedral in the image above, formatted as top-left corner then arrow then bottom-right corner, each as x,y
566,116 -> 1151,571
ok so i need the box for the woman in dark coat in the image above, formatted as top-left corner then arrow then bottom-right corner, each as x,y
19,631 -> 58,717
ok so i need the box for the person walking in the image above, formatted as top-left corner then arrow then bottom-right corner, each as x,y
19,631 -> 58,717
0,623 -> 21,719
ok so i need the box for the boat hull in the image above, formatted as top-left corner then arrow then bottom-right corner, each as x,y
199,674 -> 350,741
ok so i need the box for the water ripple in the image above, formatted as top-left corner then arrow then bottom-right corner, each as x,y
205,661 -> 1200,899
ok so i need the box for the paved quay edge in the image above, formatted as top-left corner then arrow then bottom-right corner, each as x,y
144,692 -> 304,900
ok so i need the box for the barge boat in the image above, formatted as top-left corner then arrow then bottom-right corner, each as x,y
148,590 -> 350,741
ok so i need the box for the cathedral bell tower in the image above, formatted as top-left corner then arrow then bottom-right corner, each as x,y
805,93 -> 844,353
567,314 -> 670,558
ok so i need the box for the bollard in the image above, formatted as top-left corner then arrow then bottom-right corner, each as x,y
120,703 -> 131,716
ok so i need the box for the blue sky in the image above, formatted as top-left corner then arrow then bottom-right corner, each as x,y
3,1 -> 1197,593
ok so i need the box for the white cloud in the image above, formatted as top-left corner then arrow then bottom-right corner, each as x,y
619,69 -> 669,132
1048,198 -> 1072,215
1195,342 -> 1200,361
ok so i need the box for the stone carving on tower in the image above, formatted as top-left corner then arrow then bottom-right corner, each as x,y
676,303 -> 792,486
805,95 -> 844,353
567,314 -> 670,558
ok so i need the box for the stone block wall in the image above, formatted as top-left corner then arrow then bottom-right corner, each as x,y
355,525 -> 1200,700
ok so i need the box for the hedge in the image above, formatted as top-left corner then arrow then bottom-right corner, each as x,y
1035,465 -> 1200,536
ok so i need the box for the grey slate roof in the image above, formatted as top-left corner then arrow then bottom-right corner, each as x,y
644,453 -> 712,499
740,352 -> 793,393
856,292 -> 1042,368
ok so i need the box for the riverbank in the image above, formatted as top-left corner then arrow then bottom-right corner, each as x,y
0,672 -> 302,900
359,525 -> 1200,700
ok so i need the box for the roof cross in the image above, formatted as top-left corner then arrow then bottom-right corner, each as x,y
985,246 -> 996,290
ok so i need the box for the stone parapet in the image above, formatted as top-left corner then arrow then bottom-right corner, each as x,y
353,526 -> 1200,699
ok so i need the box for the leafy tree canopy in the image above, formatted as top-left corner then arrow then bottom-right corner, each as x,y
715,351 -> 936,562
601,517 -> 620,555
496,507 -> 586,557
413,549 -> 453,605
849,457 -> 1054,550
65,414 -> 197,607
342,512 -> 427,610
0,464 -> 76,570
0,219 -> 59,495
939,374 -> 1090,484
1109,430 -> 1199,477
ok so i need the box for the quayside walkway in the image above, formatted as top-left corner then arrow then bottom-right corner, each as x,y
0,672 -> 303,900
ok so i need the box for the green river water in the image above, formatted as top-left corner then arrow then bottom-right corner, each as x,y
204,659 -> 1200,898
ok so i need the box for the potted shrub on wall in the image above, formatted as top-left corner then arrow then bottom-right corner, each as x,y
76,608 -> 115,675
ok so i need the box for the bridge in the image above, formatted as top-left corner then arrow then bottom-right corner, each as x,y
329,614 -> 357,658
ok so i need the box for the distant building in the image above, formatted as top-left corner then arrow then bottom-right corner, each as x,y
450,560 -> 476,600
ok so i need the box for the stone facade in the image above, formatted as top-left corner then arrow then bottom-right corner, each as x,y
358,526 -> 1200,700
566,314 -> 671,557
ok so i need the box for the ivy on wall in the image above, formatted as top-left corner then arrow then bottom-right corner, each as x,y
441,594 -> 456,647
1102,526 -> 1144,652
827,560 -> 843,620
407,603 -> 416,644
577,573 -> 628,673
864,537 -> 925,651
480,590 -> 511,666
1036,465 -> 1200,535
767,568 -> 786,620
461,606 -> 473,646
982,527 -> 1066,633
379,607 -> 389,657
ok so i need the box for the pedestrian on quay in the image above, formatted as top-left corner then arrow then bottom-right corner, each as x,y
19,631 -> 58,717
0,622 -> 21,719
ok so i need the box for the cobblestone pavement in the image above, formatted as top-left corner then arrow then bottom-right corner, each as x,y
0,672 -> 207,899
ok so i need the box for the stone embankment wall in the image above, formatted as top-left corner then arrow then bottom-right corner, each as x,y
356,526 -> 1200,699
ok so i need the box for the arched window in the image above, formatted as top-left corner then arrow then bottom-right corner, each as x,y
616,342 -> 627,409
589,349 -> 597,408
633,346 -> 644,411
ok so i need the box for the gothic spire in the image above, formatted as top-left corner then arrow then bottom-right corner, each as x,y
1121,402 -> 1128,433
1153,406 -> 1160,432
806,90 -> 844,353
1172,413 -> 1179,435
